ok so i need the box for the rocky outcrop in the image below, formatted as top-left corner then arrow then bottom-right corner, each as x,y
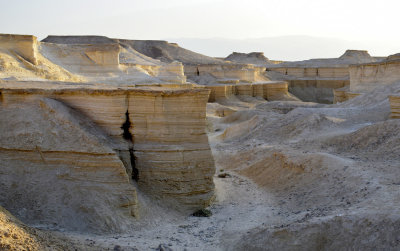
268,66 -> 349,78
116,39 -> 225,65
338,49 -> 374,62
39,36 -> 187,84
40,42 -> 121,74
0,34 -> 81,82
389,95 -> 400,119
42,35 -> 115,44
224,52 -> 271,66
0,97 -> 137,232
265,50 -> 380,103
266,67 -> 350,103
185,64 -> 267,83
349,59 -> 400,92
0,34 -> 38,65
205,81 -> 295,102
0,82 -> 215,220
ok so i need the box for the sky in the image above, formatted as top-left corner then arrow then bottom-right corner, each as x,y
1,0 -> 399,60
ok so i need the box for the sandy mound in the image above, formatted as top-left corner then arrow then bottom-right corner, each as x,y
0,206 -> 76,251
208,77 -> 400,250
230,214 -> 400,251
323,119 -> 400,160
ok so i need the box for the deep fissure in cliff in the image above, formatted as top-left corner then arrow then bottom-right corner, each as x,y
121,110 -> 139,181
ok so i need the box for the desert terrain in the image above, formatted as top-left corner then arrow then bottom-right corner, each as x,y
0,33 -> 399,251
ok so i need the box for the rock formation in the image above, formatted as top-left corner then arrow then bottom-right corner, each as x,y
349,56 -> 400,92
2,32 -> 400,250
265,50 -> 379,103
122,38 -> 294,102
389,95 -> 400,118
0,96 -> 138,232
0,81 -> 215,230
225,52 -> 272,66
0,33 -> 216,232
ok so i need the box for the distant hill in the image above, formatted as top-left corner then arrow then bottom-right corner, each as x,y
166,36 -> 398,61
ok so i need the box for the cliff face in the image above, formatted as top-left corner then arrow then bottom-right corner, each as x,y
265,50 -> 380,103
0,34 -> 38,65
0,83 -> 215,223
266,67 -> 350,103
349,60 -> 400,92
0,34 -> 82,82
205,81 -> 296,102
389,96 -> 400,119
0,97 -> 137,233
185,64 -> 267,83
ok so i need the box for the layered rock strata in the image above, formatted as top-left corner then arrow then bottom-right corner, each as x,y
185,64 -> 266,83
267,66 -> 349,103
349,58 -> 400,92
0,97 -> 137,232
265,50 -> 378,103
205,81 -> 290,102
0,34 -> 81,82
0,82 -> 215,219
0,34 -> 38,65
40,36 -> 187,84
41,43 -> 121,74
389,95 -> 400,119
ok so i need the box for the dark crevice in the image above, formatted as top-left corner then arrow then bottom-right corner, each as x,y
196,67 -> 200,76
121,109 -> 139,181
129,147 -> 139,181
121,110 -> 133,141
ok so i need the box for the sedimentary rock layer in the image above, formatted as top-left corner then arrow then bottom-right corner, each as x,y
0,98 -> 137,232
40,43 -> 121,74
185,64 -> 266,83
205,81 -> 290,102
0,82 -> 215,214
389,95 -> 400,119
349,60 -> 400,92
268,66 -> 349,78
0,34 -> 38,65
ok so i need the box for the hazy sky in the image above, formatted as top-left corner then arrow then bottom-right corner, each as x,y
1,0 -> 399,59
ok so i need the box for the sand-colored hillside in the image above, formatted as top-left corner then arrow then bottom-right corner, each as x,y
0,206 -> 79,251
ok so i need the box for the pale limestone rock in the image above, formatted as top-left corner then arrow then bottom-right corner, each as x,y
0,34 -> 38,65
185,64 -> 267,83
205,81 -> 295,102
264,50 -> 378,103
0,82 -> 215,215
0,34 -> 82,82
349,59 -> 400,92
0,98 -> 137,232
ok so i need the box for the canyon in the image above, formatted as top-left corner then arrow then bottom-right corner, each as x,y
1,33 -> 399,250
